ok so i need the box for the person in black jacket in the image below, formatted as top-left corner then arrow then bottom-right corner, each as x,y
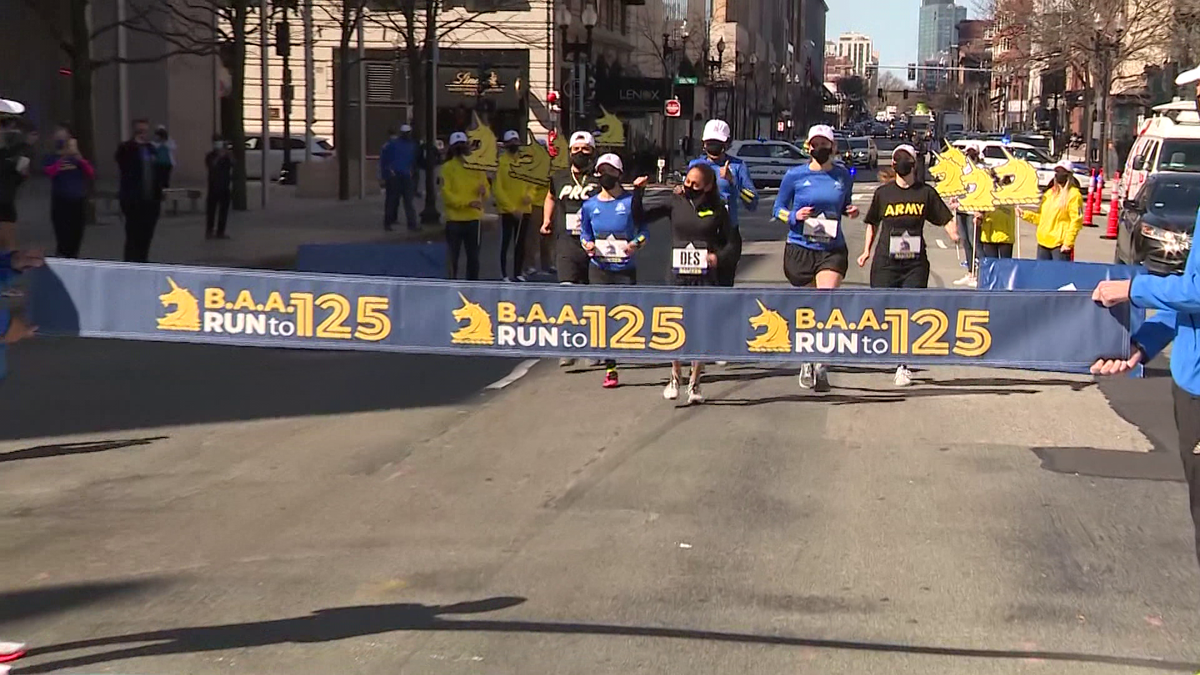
633,162 -> 736,405
205,136 -> 234,239
114,119 -> 166,262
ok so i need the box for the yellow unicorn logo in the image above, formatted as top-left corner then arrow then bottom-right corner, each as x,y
958,161 -> 997,212
157,277 -> 201,331
931,151 -> 969,199
747,300 -> 791,353
508,131 -> 551,188
550,131 -> 570,171
451,292 -> 495,345
594,107 -> 625,148
462,112 -> 498,171
992,149 -> 1042,206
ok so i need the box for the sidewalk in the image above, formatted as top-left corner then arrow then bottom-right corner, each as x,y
13,178 -> 499,270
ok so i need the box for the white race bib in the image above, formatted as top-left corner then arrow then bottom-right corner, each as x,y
565,212 -> 582,234
804,216 -> 839,241
595,235 -> 630,262
672,244 -> 708,274
889,233 -> 922,259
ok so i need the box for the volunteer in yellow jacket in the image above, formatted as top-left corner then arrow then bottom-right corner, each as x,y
974,205 -> 1016,260
440,131 -> 490,280
495,130 -> 533,280
1017,160 -> 1083,261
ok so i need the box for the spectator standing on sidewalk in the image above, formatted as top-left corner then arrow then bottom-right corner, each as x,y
440,131 -> 490,280
204,136 -> 234,240
952,146 -> 981,286
1017,160 -> 1083,261
495,130 -> 532,280
152,125 -> 176,188
379,125 -> 419,231
115,119 -> 166,262
0,117 -> 33,252
42,125 -> 94,257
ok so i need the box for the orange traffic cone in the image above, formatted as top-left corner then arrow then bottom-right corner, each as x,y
1101,191 -> 1120,240
1093,170 -> 1105,217
1083,191 -> 1095,228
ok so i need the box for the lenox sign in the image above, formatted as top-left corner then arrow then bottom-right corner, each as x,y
617,87 -> 663,104
595,76 -> 687,113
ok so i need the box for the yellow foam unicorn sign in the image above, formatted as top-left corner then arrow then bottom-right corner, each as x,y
508,131 -> 551,188
462,112 -> 498,171
932,142 -> 1041,213
594,106 -> 625,148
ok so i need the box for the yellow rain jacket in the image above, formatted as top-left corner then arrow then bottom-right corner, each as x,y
528,181 -> 549,210
1023,184 -> 1083,249
494,152 -> 532,215
441,157 -> 490,222
980,206 -> 1016,244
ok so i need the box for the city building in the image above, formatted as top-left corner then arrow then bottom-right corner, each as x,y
835,32 -> 875,78
918,0 -> 967,64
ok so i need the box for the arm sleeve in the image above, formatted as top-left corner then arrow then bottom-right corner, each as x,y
1063,188 -> 1085,247
378,144 -> 390,179
736,162 -> 759,211
927,188 -> 954,227
713,204 -> 738,264
863,190 -> 882,226
773,173 -> 796,226
77,157 -> 95,180
440,165 -> 470,210
1133,309 -> 1178,361
1131,271 -> 1200,314
632,187 -> 672,223
579,205 -> 595,243
841,170 -> 856,214
1022,194 -> 1044,227
0,252 -> 17,289
42,156 -> 60,176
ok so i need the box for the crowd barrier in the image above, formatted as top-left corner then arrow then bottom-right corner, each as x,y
27,259 -> 1132,370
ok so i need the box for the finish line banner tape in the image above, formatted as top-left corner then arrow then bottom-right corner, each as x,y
27,259 -> 1131,370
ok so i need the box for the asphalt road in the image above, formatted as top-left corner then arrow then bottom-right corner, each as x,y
2,182 -> 1199,674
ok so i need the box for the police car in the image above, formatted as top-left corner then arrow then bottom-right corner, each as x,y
726,139 -> 810,189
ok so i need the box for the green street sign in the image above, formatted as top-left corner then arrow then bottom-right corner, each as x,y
674,76 -> 699,85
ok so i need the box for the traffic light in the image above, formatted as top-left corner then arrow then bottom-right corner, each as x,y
877,87 -> 884,100
903,89 -> 909,100
907,64 -> 916,81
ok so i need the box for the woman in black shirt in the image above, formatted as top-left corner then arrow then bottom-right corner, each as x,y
633,162 -> 737,404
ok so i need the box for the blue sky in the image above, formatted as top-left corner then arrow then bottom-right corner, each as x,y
827,0 -> 977,82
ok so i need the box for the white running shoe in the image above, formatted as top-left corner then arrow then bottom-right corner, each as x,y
952,273 -> 974,286
515,275 -> 527,282
686,383 -> 705,404
559,357 -> 575,367
966,277 -> 978,288
798,363 -> 816,389
715,360 -> 728,366
894,365 -> 913,387
814,364 -> 831,392
663,377 -> 680,400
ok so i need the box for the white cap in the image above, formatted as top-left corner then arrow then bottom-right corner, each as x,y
569,131 -> 596,148
893,144 -> 917,160
596,153 -> 623,172
1054,158 -> 1074,172
806,124 -> 836,144
1177,64 -> 1200,85
449,131 -> 468,146
702,119 -> 731,142
399,124 -> 412,133
502,130 -> 520,143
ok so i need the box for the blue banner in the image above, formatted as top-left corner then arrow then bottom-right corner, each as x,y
978,257 -> 1143,291
27,259 -> 1131,370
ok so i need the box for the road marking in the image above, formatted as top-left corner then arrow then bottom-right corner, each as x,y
936,239 -> 947,249
486,359 -> 539,390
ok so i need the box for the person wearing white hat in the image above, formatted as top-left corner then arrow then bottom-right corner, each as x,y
772,123 -> 858,392
440,131 -> 490,280
542,129 -> 600,288
1092,64 -> 1200,569
1016,159 -> 1084,261
579,153 -> 647,389
379,123 -> 420,231
687,119 -> 758,286
495,129 -> 533,280
858,143 -> 958,387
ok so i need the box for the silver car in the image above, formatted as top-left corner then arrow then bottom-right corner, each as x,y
844,137 -> 878,168
726,139 -> 809,188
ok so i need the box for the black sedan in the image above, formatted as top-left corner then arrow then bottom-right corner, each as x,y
1115,172 -> 1200,275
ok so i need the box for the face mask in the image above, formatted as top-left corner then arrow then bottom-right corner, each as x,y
570,152 -> 594,170
55,139 -> 67,150
1054,172 -> 1069,185
811,147 -> 833,164
684,185 -> 703,201
598,173 -> 620,191
894,158 -> 915,177
703,141 -> 725,158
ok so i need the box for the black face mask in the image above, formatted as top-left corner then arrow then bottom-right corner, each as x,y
598,173 -> 620,191
703,141 -> 725,158
811,147 -> 833,164
505,145 -> 519,154
1054,172 -> 1070,186
570,152 -> 594,170
894,158 -> 915,177
684,186 -> 704,201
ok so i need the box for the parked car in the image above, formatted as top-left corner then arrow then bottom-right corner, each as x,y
726,139 -> 809,188
244,134 -> 335,181
1114,172 -> 1200,274
844,136 -> 878,168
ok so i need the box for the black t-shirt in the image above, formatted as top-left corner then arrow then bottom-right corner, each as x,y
549,168 -> 601,241
633,187 -> 737,267
863,181 -> 953,267
0,143 -> 31,204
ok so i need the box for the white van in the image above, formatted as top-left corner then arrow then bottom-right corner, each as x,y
1119,100 -> 1200,199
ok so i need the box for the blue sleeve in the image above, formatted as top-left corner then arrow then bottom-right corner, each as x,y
842,168 -> 856,213
579,204 -> 595,243
1130,271 -> 1200,314
736,162 -> 759,212
773,171 -> 796,226
378,143 -> 392,179
1133,309 -> 1178,361
0,253 -> 14,289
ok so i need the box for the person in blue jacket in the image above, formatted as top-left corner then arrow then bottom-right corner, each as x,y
1092,63 -> 1200,568
687,119 -> 757,286
0,249 -> 43,382
579,153 -> 648,390
772,124 -> 858,392
379,124 -> 419,231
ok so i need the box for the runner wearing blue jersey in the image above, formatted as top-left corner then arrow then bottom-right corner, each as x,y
772,124 -> 858,391
687,119 -> 756,286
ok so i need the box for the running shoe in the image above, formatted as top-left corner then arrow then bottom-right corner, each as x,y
814,364 -> 831,392
952,273 -> 974,286
663,376 -> 680,400
503,276 -> 513,282
603,369 -> 619,388
966,277 -> 978,288
515,275 -> 527,282
686,383 -> 705,404
559,357 -> 576,368
0,642 -> 26,663
960,260 -> 970,269
715,360 -> 728,366
798,363 -> 816,389
894,365 -> 913,387
524,267 -> 539,277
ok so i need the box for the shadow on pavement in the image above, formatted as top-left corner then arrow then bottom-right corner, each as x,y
0,436 -> 168,464
20,598 -> 1197,673
707,387 -> 1042,407
0,578 -> 170,625
0,338 -> 516,442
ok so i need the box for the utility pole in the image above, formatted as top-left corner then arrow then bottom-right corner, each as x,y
304,0 -> 314,165
276,1 -> 294,182
419,0 -> 441,224
260,0 -> 269,208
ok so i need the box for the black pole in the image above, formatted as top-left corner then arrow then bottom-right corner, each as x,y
419,0 -> 440,224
